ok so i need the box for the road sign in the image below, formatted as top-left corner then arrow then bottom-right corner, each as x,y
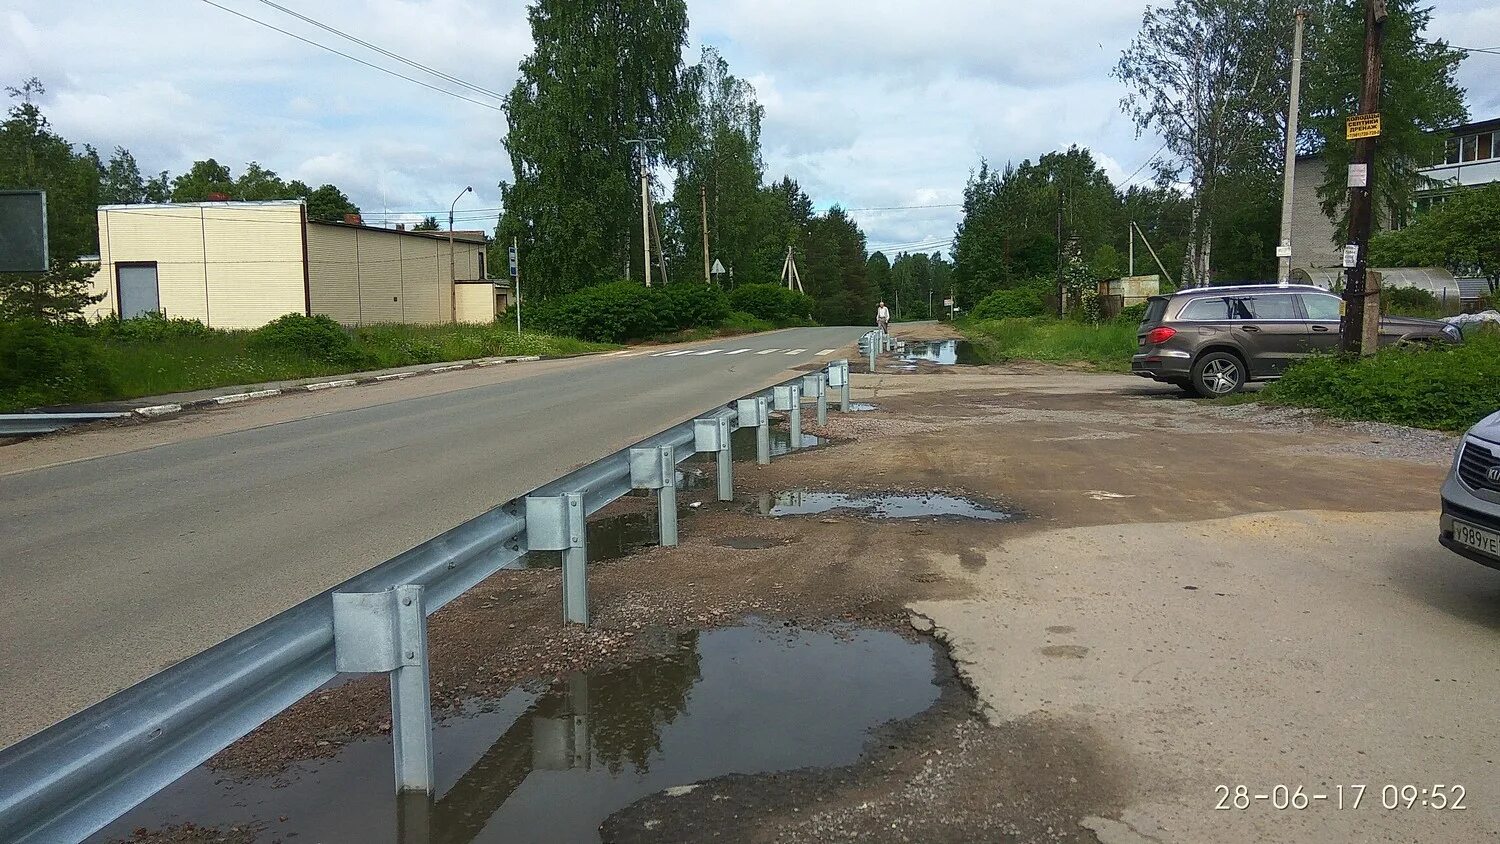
711,258 -> 726,275
1276,245 -> 1293,258
508,246 -> 518,278
0,190 -> 49,273
943,298 -> 954,307
1346,113 -> 1381,140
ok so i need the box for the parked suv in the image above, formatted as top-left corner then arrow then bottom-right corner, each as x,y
1441,411 -> 1500,572
1132,284 -> 1461,397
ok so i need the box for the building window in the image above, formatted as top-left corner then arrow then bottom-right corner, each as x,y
1445,137 -> 1461,165
1461,134 -> 1479,162
1478,132 -> 1495,162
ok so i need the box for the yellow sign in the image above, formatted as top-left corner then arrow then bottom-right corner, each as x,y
1346,113 -> 1382,140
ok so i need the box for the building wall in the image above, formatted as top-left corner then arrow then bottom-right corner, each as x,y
454,281 -> 499,324
1288,158 -> 1344,275
305,223 -> 486,326
95,203 -> 306,329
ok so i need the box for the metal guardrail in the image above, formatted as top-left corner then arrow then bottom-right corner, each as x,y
0,359 -> 854,844
0,412 -> 130,436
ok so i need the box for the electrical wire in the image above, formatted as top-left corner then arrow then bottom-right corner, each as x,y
1118,140 -> 1170,187
196,0 -> 505,112
254,0 -> 509,102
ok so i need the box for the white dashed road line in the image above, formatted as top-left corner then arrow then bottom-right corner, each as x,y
725,349 -> 751,355
755,349 -> 781,355
693,349 -> 722,356
817,349 -> 836,355
784,349 -> 807,355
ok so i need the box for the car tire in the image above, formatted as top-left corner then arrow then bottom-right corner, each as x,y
1190,352 -> 1246,398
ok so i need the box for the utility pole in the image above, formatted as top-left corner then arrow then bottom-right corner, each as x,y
448,185 -> 472,323
700,184 -> 712,283
1341,0 -> 1387,354
1277,8 -> 1309,283
512,236 -> 522,334
1128,222 -> 1134,277
624,138 -> 663,287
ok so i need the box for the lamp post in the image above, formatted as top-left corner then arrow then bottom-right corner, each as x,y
449,186 -> 473,323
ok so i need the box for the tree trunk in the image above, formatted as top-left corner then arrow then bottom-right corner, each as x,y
1199,218 -> 1213,288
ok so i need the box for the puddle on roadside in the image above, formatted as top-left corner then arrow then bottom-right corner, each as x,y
94,620 -> 942,844
899,339 -> 983,366
757,490 -> 1020,522
520,467 -> 712,569
848,402 -> 879,412
730,425 -> 828,457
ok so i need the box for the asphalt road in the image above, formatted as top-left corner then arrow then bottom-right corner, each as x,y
0,326 -> 868,747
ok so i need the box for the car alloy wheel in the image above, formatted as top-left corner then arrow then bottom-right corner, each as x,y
1202,359 -> 1240,395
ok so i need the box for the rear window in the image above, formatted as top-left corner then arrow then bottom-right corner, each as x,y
1238,294 -> 1300,319
1143,298 -> 1168,324
1180,297 -> 1232,320
1300,293 -> 1342,321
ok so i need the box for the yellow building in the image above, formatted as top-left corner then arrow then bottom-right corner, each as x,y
87,201 -> 507,328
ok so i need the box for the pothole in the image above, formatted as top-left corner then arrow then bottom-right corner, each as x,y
756,490 -> 1021,522
95,620 -> 944,844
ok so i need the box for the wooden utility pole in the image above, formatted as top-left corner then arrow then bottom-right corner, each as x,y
624,138 -> 663,287
1341,0 -> 1387,354
700,184 -> 712,283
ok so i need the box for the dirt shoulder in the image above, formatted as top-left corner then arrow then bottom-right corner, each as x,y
117,329 -> 1496,843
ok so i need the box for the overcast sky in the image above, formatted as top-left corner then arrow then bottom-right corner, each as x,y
4,0 -> 1497,255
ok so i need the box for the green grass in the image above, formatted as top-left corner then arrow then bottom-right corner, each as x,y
3,324 -> 617,410
1259,330 -> 1500,431
960,318 -> 1138,371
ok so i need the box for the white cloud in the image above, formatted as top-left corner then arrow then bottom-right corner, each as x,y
0,0 -> 1492,253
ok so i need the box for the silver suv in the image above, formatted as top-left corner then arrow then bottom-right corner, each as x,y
1441,412 -> 1500,572
1131,284 -> 1462,397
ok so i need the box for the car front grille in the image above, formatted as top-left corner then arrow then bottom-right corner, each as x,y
1457,441 -> 1500,494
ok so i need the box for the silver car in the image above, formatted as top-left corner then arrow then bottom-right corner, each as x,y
1441,410 -> 1500,572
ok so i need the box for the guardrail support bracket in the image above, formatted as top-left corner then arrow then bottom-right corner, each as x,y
802,373 -> 828,427
526,493 -> 589,625
631,445 -> 678,547
829,360 -> 850,412
333,584 -> 434,795
739,397 -> 771,465
774,384 -> 803,452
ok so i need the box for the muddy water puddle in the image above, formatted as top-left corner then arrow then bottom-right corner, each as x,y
758,490 -> 1020,522
899,339 -> 983,366
95,620 -> 942,844
521,467 -> 713,568
730,425 -> 829,457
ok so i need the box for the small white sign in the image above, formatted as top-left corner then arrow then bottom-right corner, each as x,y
1342,244 -> 1360,268
711,258 -> 726,275
943,298 -> 954,307
1348,163 -> 1369,188
1276,245 -> 1293,258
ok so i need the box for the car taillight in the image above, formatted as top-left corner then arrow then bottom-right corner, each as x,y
1144,326 -> 1177,346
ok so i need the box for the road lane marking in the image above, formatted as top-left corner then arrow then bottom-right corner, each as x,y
693,349 -> 723,356
817,349 -> 836,355
784,349 -> 807,355
725,349 -> 751,355
662,350 -> 696,357
755,349 -> 781,355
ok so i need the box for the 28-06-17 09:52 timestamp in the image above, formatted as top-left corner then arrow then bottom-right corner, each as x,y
1215,784 -> 1467,811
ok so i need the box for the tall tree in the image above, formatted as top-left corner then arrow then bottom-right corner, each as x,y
498,0 -> 691,298
1301,0 -> 1466,233
1115,0 -> 1290,286
304,184 -> 359,222
233,161 -> 294,201
803,207 -> 873,325
97,146 -> 148,205
169,158 -> 235,202
413,215 -> 441,231
1370,183 -> 1500,293
866,251 -> 893,306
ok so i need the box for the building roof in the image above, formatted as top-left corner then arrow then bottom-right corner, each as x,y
309,218 -> 487,244
1443,116 -> 1500,137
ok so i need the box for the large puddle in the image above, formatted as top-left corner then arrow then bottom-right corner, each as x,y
95,620 -> 942,844
521,467 -> 713,568
730,424 -> 828,457
758,490 -> 1020,522
899,339 -> 983,366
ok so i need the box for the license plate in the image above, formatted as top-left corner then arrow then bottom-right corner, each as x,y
1453,520 -> 1500,559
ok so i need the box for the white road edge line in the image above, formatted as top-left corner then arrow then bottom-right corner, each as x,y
693,349 -> 723,356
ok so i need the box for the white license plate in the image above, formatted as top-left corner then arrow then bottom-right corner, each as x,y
1453,520 -> 1500,559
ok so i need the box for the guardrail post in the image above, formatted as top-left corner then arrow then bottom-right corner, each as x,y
695,415 -> 733,501
333,585 -> 434,794
802,372 -> 827,427
630,445 -> 677,547
774,384 -> 802,452
829,360 -> 850,412
738,397 -> 771,465
526,493 -> 589,625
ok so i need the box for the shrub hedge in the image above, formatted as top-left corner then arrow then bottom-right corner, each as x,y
524,281 -> 740,343
0,320 -> 116,409
971,285 -> 1049,320
727,283 -> 815,325
248,313 -> 367,365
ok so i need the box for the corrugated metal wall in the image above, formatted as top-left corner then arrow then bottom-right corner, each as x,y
305,224 -> 486,326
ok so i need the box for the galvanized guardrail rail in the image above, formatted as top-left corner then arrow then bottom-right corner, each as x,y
0,413 -> 131,436
0,360 -> 854,844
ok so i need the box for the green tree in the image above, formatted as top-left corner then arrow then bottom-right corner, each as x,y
866,251 -> 893,307
413,215 -> 441,231
305,184 -> 359,222
1301,0 -> 1467,234
498,0 -> 691,298
97,146 -> 148,205
1369,184 -> 1500,293
233,161 -> 294,201
169,158 -> 234,202
802,207 -> 873,325
0,78 -> 101,261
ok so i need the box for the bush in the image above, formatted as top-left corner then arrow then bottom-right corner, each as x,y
0,320 -> 116,409
660,282 -> 730,331
249,313 -> 366,365
728,284 -> 815,325
971,286 -> 1048,320
1264,332 -> 1500,431
1116,303 -> 1149,324
92,311 -> 216,342
525,282 -> 670,343
722,310 -> 775,334
1382,286 -> 1442,318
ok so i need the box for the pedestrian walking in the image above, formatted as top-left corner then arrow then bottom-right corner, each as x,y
876,301 -> 891,333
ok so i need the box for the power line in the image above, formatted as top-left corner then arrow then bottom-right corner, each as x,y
197,0 -> 505,112
254,0 -> 509,102
1453,44 -> 1500,55
1119,140 -> 1170,187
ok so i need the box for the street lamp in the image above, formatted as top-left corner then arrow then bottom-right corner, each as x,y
449,186 -> 473,323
